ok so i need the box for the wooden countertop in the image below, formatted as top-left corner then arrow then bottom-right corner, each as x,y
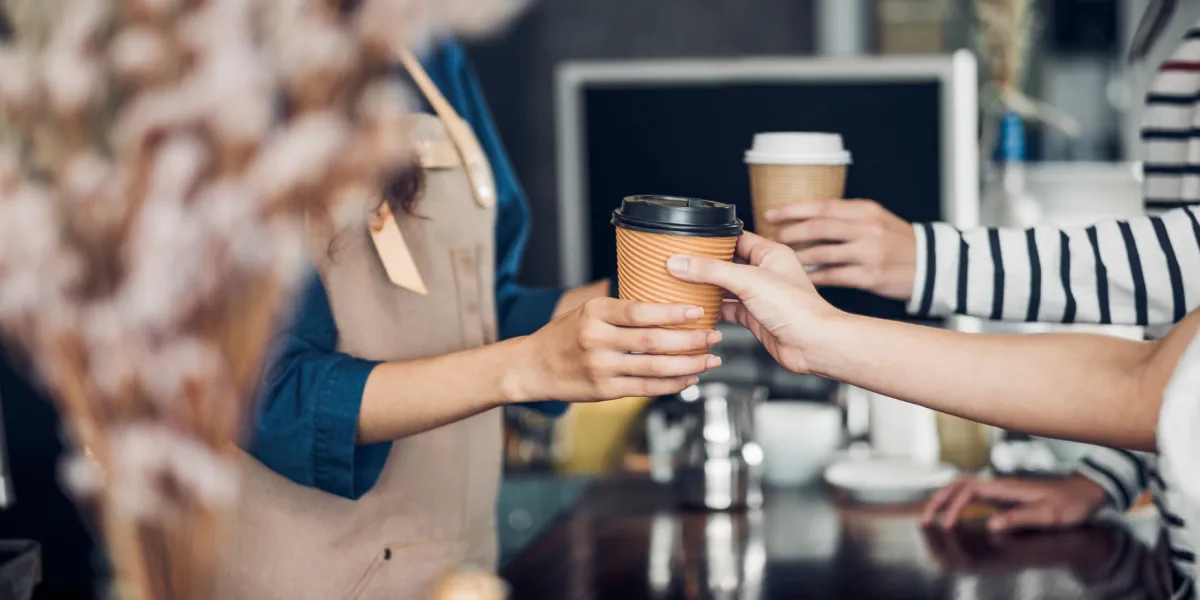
502,478 -> 1173,599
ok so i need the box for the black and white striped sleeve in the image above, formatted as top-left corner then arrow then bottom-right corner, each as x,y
908,207 -> 1200,326
1074,446 -> 1152,512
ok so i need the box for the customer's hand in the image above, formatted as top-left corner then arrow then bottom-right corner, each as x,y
763,199 -> 917,301
515,298 -> 721,402
666,233 -> 841,374
921,474 -> 1109,533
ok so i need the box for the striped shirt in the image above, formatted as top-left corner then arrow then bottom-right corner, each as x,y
909,22 -> 1200,597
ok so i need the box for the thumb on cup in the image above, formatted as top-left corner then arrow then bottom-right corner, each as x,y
667,254 -> 768,299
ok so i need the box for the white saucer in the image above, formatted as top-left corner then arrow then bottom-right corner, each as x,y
823,457 -> 958,505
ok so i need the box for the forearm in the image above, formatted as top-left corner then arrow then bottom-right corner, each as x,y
668,229 -> 1200,455
359,292 -> 713,442
357,337 -> 529,444
808,315 -> 1162,450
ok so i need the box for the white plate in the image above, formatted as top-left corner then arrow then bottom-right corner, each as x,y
823,457 -> 958,505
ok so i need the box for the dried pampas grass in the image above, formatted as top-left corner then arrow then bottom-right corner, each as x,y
973,0 -> 1080,146
0,0 -> 528,598
975,0 -> 1034,96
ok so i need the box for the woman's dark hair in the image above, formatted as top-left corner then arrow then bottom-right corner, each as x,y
338,0 -> 365,17
325,164 -> 425,258
382,164 -> 426,217
0,5 -> 12,42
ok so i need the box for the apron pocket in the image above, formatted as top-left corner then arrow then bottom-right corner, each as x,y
460,408 -> 502,557
451,245 -> 488,349
450,243 -> 501,554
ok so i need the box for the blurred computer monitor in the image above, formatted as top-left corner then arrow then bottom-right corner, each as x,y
555,52 -> 979,322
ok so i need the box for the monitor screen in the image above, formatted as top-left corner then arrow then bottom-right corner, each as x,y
578,79 -> 946,321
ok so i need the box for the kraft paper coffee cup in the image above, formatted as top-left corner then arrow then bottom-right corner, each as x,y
745,133 -> 851,241
612,195 -> 744,337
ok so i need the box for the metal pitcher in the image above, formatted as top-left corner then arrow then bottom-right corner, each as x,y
646,383 -> 766,511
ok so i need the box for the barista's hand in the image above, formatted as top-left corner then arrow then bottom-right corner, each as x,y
666,233 -> 841,374
553,279 -> 611,318
921,474 -> 1109,533
763,199 -> 917,301
514,298 -> 720,402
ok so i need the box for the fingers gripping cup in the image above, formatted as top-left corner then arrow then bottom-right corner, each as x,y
612,195 -> 744,336
745,133 -> 851,241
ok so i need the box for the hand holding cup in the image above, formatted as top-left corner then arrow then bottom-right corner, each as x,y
763,198 -> 918,301
518,297 -> 722,402
665,232 -> 842,375
612,195 -> 743,340
745,132 -> 850,242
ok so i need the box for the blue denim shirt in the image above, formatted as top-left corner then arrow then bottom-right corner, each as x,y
249,39 -> 567,500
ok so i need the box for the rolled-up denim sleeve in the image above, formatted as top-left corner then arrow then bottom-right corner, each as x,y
248,272 -> 392,500
430,40 -> 568,417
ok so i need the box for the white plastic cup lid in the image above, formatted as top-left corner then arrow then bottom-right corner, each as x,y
744,132 -> 852,166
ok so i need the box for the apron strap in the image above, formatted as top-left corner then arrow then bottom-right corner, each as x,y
398,49 -> 496,209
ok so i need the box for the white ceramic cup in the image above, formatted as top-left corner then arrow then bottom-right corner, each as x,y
755,401 -> 843,487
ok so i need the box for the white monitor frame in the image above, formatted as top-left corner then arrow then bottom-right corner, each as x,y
554,50 -> 981,288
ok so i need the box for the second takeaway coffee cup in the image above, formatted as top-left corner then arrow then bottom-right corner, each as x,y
612,195 -> 744,334
745,133 -> 851,241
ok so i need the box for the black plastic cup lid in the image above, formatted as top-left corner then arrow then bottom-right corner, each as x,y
611,195 -> 744,237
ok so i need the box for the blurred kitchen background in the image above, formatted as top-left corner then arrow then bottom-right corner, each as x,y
481,0 -> 1176,566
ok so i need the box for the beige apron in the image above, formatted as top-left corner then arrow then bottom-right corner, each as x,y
215,74 -> 504,599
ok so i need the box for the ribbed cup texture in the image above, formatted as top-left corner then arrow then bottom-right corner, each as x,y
615,227 -> 737,333
749,164 -> 846,241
